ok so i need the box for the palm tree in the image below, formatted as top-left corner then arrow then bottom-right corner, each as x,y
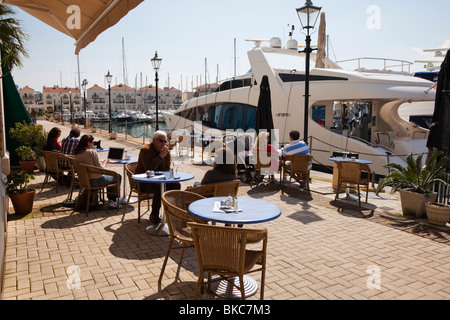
0,4 -> 29,77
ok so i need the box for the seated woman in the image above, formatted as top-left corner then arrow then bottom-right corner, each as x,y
200,147 -> 237,185
252,131 -> 280,183
44,127 -> 62,151
73,134 -> 122,208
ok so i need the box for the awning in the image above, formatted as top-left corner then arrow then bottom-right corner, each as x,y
1,0 -> 144,54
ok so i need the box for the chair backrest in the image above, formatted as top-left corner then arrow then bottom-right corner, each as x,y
65,155 -> 78,180
73,162 -> 90,188
336,161 -> 364,184
55,152 -> 72,170
125,161 -> 138,191
285,154 -> 313,173
162,190 -> 208,239
42,150 -> 60,173
253,150 -> 271,170
188,222 -> 267,274
188,180 -> 240,197
178,135 -> 191,147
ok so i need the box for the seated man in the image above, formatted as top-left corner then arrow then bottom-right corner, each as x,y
281,130 -> 311,170
135,130 -> 181,225
59,127 -> 81,186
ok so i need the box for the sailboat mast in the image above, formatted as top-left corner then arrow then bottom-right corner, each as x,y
122,37 -> 127,114
234,38 -> 237,78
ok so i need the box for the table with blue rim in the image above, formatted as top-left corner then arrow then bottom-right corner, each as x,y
329,156 -> 373,200
109,156 -> 139,205
188,196 -> 281,299
132,171 -> 194,236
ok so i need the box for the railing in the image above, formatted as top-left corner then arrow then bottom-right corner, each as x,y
336,57 -> 413,74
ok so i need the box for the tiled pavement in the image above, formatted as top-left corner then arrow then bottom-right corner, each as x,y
2,120 -> 450,300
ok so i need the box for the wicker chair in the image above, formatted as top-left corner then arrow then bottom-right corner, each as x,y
159,190 -> 208,283
334,161 -> 371,207
186,180 -> 240,198
188,222 -> 268,300
280,154 -> 313,193
41,150 -> 71,193
121,162 -> 154,223
72,162 -> 121,215
62,154 -> 78,201
178,135 -> 192,157
251,150 -> 272,187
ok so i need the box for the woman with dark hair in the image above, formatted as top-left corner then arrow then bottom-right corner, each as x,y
73,134 -> 122,207
44,127 -> 62,151
200,147 -> 237,185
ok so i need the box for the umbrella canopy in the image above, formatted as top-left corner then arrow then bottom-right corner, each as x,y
1,0 -> 144,54
255,75 -> 274,136
427,49 -> 450,153
1,46 -> 31,166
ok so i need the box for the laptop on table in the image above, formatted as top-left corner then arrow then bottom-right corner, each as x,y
107,147 -> 124,162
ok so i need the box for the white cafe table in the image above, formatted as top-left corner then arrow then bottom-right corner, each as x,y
132,171 -> 194,236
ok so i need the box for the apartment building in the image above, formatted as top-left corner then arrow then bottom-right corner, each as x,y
86,84 -> 182,113
42,86 -> 81,113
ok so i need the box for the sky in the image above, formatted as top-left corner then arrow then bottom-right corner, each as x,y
8,0 -> 450,93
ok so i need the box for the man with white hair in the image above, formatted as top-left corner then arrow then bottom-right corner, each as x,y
135,130 -> 180,224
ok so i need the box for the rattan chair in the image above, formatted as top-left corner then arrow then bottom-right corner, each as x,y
178,135 -> 192,157
159,190 -> 208,283
251,150 -> 272,187
72,162 -> 121,215
186,180 -> 240,198
188,222 -> 268,300
41,150 -> 71,193
334,160 -> 371,207
280,154 -> 313,193
62,154 -> 78,201
121,162 -> 154,223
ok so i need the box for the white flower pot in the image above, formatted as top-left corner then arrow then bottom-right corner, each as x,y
399,189 -> 437,218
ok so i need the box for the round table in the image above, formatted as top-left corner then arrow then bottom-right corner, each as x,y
132,171 -> 194,236
188,196 -> 281,225
109,157 -> 138,204
188,196 -> 281,298
329,157 -> 373,200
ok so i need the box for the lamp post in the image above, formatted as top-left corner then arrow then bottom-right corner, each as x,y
296,0 -> 321,145
82,79 -> 88,128
69,88 -> 73,124
151,51 -> 162,131
105,71 -> 113,133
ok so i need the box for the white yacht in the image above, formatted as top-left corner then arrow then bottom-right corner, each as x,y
163,38 -> 435,176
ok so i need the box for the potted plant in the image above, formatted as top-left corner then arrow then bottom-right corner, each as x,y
91,125 -> 97,133
6,170 -> 36,215
15,145 -> 37,173
377,151 -> 448,218
9,121 -> 46,171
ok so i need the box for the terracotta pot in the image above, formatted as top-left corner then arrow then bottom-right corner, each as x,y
8,189 -> 36,215
399,189 -> 437,218
426,202 -> 450,226
19,160 -> 36,174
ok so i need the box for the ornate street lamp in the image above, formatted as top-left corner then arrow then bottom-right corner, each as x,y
105,71 -> 113,133
82,79 -> 88,128
151,51 -> 162,131
296,0 -> 321,145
